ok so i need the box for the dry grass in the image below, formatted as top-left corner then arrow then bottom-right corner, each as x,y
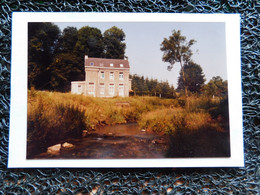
27,90 -> 228,147
27,90 -> 179,144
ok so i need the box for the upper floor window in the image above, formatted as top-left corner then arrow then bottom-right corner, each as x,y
110,72 -> 114,80
120,64 -> 124,67
110,63 -> 114,67
119,72 -> 124,80
100,71 -> 105,79
90,62 -> 94,66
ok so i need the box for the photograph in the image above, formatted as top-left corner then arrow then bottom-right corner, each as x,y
9,13 -> 243,167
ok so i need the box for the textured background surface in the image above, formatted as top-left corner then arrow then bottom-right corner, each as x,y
0,0 -> 259,194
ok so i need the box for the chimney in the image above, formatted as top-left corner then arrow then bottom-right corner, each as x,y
85,55 -> 88,60
124,56 -> 128,61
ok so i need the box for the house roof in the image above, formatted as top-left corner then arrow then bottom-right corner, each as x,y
85,56 -> 130,69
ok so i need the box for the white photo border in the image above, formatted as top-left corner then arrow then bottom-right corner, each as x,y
8,12 -> 243,168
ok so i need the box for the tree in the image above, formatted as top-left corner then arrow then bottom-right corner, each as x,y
74,26 -> 104,58
103,26 -> 126,59
59,26 -> 78,53
49,53 -> 83,92
160,30 -> 196,97
28,22 -> 61,89
177,62 -> 205,94
203,76 -> 228,98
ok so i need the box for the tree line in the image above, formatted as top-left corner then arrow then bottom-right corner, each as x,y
130,74 -> 175,98
28,23 -> 126,92
130,73 -> 227,99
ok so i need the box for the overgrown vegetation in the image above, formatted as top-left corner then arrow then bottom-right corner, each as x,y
28,90 -> 229,152
27,90 -> 179,150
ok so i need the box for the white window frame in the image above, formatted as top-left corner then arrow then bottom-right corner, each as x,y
88,82 -> 95,96
100,71 -> 105,79
118,84 -> 124,97
99,83 -> 105,95
119,72 -> 124,80
110,72 -> 114,80
109,84 -> 115,96
78,84 -> 82,94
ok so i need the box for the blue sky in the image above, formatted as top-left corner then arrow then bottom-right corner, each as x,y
55,22 -> 227,87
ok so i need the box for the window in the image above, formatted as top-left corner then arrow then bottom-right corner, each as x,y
90,62 -> 94,66
88,82 -> 95,96
109,84 -> 114,96
120,64 -> 124,67
119,72 -> 124,80
99,83 -> 105,95
118,84 -> 124,97
100,71 -> 105,79
110,72 -> 114,80
100,63 -> 104,67
78,85 -> 82,94
110,63 -> 114,67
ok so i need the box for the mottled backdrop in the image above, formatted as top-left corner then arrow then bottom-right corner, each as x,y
0,1 -> 259,194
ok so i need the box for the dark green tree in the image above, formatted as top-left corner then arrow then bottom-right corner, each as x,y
160,30 -> 196,97
49,53 -> 83,92
74,26 -> 104,58
59,26 -> 78,53
28,22 -> 61,90
103,26 -> 126,59
177,62 -> 205,94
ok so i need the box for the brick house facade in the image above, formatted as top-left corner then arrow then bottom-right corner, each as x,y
71,55 -> 131,97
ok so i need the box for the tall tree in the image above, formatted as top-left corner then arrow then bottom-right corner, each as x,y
177,62 -> 205,94
74,26 -> 104,58
28,22 -> 61,89
160,30 -> 196,97
59,26 -> 78,53
103,26 -> 126,59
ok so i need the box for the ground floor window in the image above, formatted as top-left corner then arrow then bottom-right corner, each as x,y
78,84 -> 82,94
109,84 -> 114,96
99,83 -> 105,95
118,84 -> 124,97
88,82 -> 95,96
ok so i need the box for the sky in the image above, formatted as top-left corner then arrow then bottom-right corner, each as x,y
54,22 -> 227,87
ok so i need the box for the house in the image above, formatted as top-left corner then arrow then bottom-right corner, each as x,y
71,55 -> 131,97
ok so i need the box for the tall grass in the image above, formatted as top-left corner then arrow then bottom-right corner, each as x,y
139,95 -> 229,133
27,90 -> 179,146
138,107 -> 224,135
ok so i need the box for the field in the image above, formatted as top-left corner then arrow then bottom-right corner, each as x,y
27,90 -> 230,158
